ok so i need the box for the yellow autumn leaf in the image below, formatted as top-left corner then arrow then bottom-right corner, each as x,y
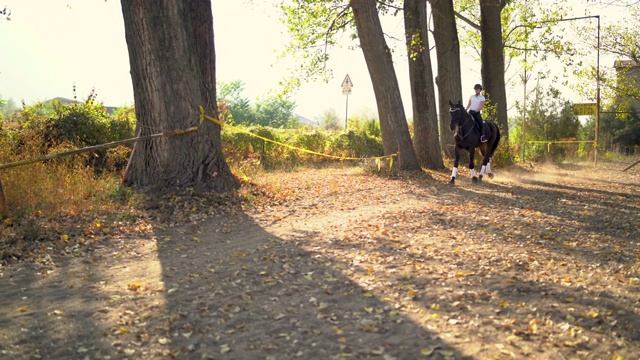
420,347 -> 434,356
18,306 -> 29,312
430,303 -> 440,310
612,352 -> 625,360
338,337 -> 347,343
438,350 -> 455,357
127,282 -> 141,290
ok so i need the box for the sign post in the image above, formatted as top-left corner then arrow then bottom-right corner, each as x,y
341,74 -> 353,129
572,103 -> 597,116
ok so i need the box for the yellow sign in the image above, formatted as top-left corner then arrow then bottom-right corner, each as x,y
573,103 -> 596,116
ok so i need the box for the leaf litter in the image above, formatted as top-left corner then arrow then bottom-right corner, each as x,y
0,162 -> 638,359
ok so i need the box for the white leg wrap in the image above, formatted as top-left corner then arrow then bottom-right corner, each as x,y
451,167 -> 458,178
486,162 -> 492,174
471,168 -> 477,177
480,165 -> 486,176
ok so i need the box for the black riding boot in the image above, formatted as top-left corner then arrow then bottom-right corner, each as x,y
480,124 -> 487,143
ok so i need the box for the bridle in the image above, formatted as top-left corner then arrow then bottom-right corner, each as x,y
449,106 -> 475,139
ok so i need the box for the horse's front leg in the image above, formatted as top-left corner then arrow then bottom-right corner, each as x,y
478,146 -> 488,181
469,147 -> 478,183
449,146 -> 461,185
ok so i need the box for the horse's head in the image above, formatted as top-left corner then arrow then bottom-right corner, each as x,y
448,100 -> 465,131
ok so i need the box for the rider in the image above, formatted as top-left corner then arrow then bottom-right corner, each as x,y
467,83 -> 487,143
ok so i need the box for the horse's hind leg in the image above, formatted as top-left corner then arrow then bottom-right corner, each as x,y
469,148 -> 478,184
486,159 -> 494,179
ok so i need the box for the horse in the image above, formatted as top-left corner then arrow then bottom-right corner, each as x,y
448,100 -> 501,185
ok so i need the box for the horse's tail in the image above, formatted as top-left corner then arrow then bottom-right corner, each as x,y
490,122 -> 501,157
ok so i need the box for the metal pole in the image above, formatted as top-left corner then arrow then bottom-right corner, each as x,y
345,94 -> 349,130
594,15 -> 600,167
521,50 -> 529,161
522,0 -> 528,161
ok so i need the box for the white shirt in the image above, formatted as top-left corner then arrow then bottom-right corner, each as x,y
468,94 -> 486,112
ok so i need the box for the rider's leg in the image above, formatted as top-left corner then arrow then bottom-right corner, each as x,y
477,114 -> 487,142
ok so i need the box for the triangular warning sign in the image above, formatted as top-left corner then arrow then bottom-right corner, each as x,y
341,74 -> 353,87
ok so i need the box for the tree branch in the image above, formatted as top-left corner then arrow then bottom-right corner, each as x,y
454,11 -> 480,31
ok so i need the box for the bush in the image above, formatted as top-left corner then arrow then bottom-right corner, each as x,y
221,125 -> 384,171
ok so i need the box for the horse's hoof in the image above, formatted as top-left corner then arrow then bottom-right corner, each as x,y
478,175 -> 484,182
488,173 -> 494,179
449,178 -> 456,185
472,177 -> 478,184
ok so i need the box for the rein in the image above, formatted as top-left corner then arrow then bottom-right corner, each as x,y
449,107 -> 475,140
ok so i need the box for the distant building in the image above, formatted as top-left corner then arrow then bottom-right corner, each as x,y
295,114 -> 319,127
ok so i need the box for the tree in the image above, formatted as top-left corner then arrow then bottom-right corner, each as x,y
350,0 -> 419,170
404,0 -> 444,169
429,0 -> 463,157
453,0 -> 574,147
519,85 -> 580,141
479,0 -> 509,141
321,109 -> 342,131
120,0 -> 239,191
1,6 -> 10,22
217,80 -> 253,125
280,1 -> 419,170
253,96 -> 298,128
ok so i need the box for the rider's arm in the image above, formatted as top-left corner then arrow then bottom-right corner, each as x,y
477,100 -> 485,112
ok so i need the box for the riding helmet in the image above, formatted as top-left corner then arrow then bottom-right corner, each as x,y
474,84 -> 483,90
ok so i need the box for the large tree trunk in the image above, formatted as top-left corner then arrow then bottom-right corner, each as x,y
429,0 -> 462,158
350,0 -> 420,171
120,0 -> 239,192
480,0 -> 509,142
404,0 -> 444,170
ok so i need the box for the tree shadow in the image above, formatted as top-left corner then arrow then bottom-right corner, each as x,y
152,213 -> 465,359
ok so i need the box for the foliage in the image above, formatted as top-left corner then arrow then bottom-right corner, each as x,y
454,0 -> 573,73
2,97 -> 135,172
1,6 -> 9,22
217,80 -> 254,125
593,104 -> 640,149
321,109 -> 342,131
217,80 -> 300,128
254,96 -> 299,128
221,124 -> 383,172
347,109 -> 381,138
278,0 -> 351,93
512,84 -> 583,161
574,4 -> 640,105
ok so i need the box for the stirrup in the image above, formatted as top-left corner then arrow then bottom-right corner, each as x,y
480,135 -> 488,143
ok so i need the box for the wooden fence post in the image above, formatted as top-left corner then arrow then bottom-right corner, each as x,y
0,176 -> 9,219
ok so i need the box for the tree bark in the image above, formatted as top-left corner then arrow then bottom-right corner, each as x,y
350,0 -> 420,171
404,0 -> 444,169
429,0 -> 463,158
480,0 -> 509,142
120,0 -> 239,192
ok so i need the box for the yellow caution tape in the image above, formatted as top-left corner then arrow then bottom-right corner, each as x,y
198,105 -> 396,170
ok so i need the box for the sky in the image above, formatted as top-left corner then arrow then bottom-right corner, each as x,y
0,0 -> 627,122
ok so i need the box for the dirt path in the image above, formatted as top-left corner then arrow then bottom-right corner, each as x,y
1,162 -> 639,359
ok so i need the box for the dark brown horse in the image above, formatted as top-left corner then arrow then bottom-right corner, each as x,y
448,100 -> 501,184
